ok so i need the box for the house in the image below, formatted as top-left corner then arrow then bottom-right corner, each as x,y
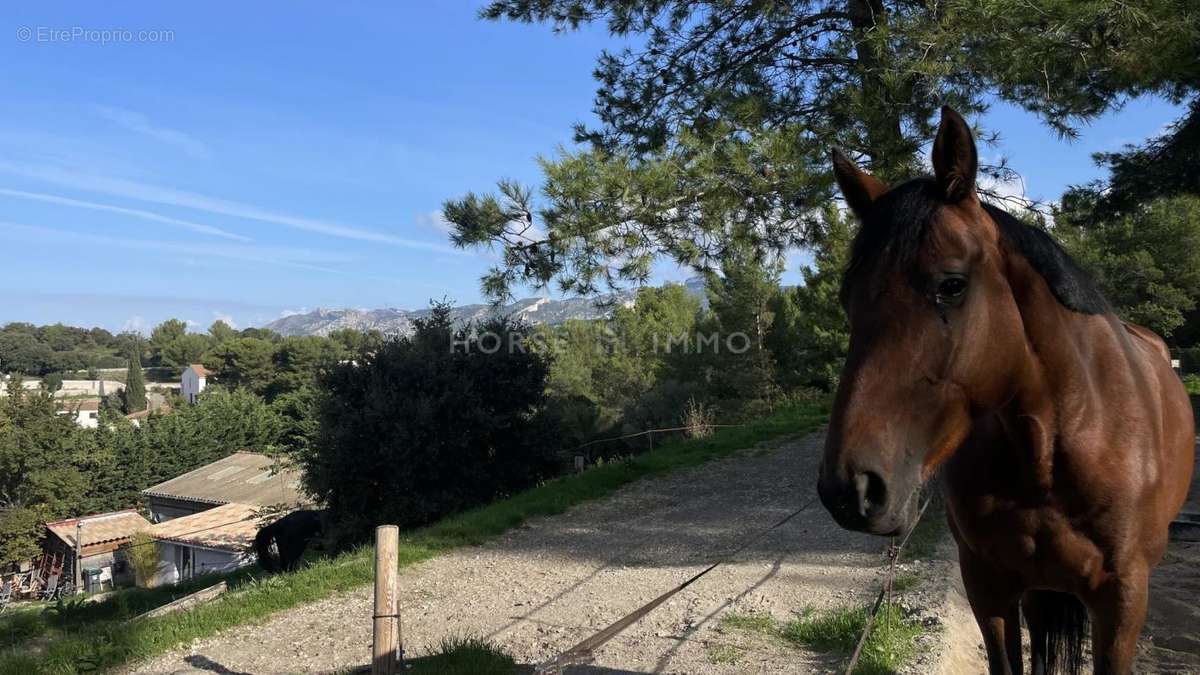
141,452 -> 310,523
56,398 -> 101,428
138,452 -> 312,585
147,502 -> 271,584
180,364 -> 210,405
124,405 -> 171,428
43,510 -> 152,592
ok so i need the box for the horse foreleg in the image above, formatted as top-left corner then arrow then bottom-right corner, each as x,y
1085,565 -> 1149,675
1022,590 -> 1051,675
961,550 -> 1024,675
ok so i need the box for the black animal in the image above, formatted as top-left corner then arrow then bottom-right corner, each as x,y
254,510 -> 325,573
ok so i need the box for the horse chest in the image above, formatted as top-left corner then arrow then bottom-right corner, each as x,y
945,487 -> 1109,591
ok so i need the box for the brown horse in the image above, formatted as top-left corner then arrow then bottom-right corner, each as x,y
817,107 -> 1195,675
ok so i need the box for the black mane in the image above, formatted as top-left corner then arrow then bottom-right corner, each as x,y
840,177 -> 1108,314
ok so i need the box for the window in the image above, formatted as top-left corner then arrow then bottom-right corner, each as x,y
173,545 -> 194,581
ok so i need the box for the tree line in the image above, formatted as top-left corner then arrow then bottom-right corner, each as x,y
6,0 -> 1200,557
0,323 -> 383,564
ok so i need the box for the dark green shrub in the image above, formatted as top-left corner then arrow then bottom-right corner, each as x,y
302,304 -> 560,541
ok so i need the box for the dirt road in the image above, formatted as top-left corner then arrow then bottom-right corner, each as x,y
132,432 -> 929,674
132,433 -> 1199,674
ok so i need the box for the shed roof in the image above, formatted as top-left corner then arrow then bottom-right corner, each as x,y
46,510 -> 151,550
141,452 -> 310,509
149,502 -> 269,552
57,399 -> 100,412
186,364 -> 212,378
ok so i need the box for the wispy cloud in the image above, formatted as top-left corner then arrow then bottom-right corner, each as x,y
0,161 -> 466,254
212,312 -> 238,329
415,209 -> 454,235
123,316 -> 149,334
93,105 -> 211,159
0,220 -> 349,275
0,187 -> 250,241
0,288 -> 284,313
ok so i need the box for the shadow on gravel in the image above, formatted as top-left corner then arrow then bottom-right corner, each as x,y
478,436 -> 881,568
182,654 -> 254,674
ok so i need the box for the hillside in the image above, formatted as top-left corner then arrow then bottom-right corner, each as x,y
264,278 -> 707,337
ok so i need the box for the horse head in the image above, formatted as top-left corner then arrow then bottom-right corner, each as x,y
818,107 -> 1061,536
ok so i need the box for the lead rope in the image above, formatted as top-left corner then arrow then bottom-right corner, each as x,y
843,497 -> 932,675
533,496 -> 820,675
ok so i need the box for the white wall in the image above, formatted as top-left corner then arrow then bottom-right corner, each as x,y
56,380 -> 124,397
72,408 -> 99,429
180,369 -> 206,405
155,542 -> 249,585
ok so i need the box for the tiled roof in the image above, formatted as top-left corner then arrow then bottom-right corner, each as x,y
187,364 -> 213,378
149,502 -> 269,552
58,399 -> 101,412
141,452 -> 310,509
125,405 -> 171,421
46,510 -> 152,549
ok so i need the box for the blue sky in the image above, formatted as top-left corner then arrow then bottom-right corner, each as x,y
0,3 -> 1182,332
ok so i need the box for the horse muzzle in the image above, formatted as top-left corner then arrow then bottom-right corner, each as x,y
817,459 -> 917,537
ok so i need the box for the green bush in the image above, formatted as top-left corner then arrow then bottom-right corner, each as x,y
123,531 -> 160,588
1182,373 -> 1200,396
302,304 -> 561,542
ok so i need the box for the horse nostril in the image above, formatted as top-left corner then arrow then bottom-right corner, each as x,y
853,471 -> 888,518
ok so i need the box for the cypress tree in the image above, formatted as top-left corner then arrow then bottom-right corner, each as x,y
124,356 -> 147,414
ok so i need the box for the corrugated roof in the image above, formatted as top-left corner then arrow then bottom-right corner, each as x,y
141,452 -> 310,509
149,502 -> 268,552
46,510 -> 152,548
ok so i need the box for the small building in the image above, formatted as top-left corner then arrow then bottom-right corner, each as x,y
148,502 -> 269,584
124,404 -> 171,428
141,452 -> 310,523
56,399 -> 101,429
180,364 -> 211,405
43,510 -> 152,592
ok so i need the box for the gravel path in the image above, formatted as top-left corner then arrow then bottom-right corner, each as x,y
132,432 -> 920,675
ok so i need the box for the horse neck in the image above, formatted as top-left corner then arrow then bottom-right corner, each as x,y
998,256 -> 1120,488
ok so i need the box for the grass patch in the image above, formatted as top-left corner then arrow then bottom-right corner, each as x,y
720,611 -> 779,635
721,603 -> 923,675
408,637 -> 517,675
705,642 -> 743,665
891,570 -> 922,595
0,400 -> 828,674
0,609 -> 46,650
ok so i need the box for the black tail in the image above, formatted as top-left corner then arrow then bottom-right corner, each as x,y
1030,591 -> 1089,675
254,524 -> 281,573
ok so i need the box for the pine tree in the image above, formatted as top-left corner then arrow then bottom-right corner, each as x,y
123,356 -> 147,414
768,206 -> 854,391
702,242 -> 783,411
449,0 -> 1198,303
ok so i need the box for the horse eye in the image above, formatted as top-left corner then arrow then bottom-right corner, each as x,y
937,277 -> 967,301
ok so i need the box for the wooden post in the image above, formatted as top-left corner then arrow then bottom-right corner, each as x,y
372,525 -> 400,675
74,521 -> 83,592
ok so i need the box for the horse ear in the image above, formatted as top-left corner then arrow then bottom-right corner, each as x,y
932,106 -> 978,202
831,148 -> 888,218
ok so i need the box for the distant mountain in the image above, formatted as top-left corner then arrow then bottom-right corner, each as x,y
264,278 -> 707,337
